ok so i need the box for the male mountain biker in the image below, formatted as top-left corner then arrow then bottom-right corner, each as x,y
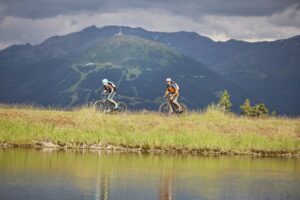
102,79 -> 118,110
163,78 -> 182,113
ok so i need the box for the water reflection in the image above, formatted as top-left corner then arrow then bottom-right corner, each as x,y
94,164 -> 175,200
93,172 -> 175,200
95,175 -> 110,200
0,149 -> 299,200
159,176 -> 172,200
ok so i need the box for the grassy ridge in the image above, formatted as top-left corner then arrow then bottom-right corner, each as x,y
0,106 -> 299,155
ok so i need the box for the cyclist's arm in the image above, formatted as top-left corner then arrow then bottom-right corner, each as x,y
102,86 -> 107,95
164,89 -> 169,98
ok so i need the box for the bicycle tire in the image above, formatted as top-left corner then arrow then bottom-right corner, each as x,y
178,103 -> 187,114
159,103 -> 170,114
117,102 -> 127,113
93,101 -> 106,113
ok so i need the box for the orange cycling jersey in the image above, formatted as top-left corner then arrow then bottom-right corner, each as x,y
166,82 -> 178,94
167,86 -> 176,94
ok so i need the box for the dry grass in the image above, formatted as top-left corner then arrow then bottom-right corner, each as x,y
0,105 -> 299,154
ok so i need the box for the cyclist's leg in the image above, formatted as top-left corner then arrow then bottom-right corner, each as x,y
172,95 -> 181,112
107,92 -> 118,109
169,95 -> 175,113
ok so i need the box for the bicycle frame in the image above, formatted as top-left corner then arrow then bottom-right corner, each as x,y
102,96 -> 115,109
165,97 -> 180,113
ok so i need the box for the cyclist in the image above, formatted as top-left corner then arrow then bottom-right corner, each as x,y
163,78 -> 182,113
102,79 -> 118,110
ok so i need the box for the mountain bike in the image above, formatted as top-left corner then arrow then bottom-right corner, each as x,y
93,94 -> 127,114
159,96 -> 187,115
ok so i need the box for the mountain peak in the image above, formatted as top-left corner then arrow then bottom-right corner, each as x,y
82,25 -> 99,32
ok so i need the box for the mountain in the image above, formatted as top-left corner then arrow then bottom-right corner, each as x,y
91,26 -> 300,115
0,34 -> 247,110
150,32 -> 300,115
208,37 -> 300,115
0,25 -> 299,115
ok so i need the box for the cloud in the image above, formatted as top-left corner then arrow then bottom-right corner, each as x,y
200,15 -> 300,41
0,3 -> 7,22
1,0 -> 299,20
268,5 -> 300,28
0,1 -> 300,50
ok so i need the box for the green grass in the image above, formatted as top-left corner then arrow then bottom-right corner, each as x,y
0,105 -> 299,155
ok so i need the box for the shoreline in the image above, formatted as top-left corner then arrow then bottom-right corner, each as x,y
1,106 -> 299,157
1,142 -> 299,157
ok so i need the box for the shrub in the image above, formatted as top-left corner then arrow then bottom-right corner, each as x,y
240,99 -> 270,117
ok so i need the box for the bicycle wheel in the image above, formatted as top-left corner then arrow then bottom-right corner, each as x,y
171,102 -> 187,115
93,101 -> 106,113
179,103 -> 187,114
159,103 -> 170,114
117,102 -> 127,113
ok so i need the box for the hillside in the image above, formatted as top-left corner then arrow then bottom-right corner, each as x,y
91,26 -> 300,115
210,37 -> 300,115
0,35 -> 247,110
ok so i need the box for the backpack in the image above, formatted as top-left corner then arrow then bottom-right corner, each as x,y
172,81 -> 179,90
108,81 -> 117,91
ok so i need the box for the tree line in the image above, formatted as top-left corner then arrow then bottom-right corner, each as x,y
218,89 -> 275,117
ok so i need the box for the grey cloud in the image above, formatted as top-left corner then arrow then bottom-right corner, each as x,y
167,0 -> 300,17
69,19 -> 78,26
0,3 -> 7,21
0,0 -> 300,20
268,5 -> 300,28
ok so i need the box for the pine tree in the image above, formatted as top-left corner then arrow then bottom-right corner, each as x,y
240,98 -> 251,116
218,89 -> 232,112
253,103 -> 269,117
240,99 -> 270,117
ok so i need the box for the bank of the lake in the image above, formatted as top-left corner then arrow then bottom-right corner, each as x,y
0,106 -> 299,156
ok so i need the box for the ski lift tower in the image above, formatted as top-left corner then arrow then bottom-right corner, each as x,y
115,28 -> 124,36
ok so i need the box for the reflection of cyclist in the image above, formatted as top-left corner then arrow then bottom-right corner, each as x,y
102,79 -> 118,110
163,78 -> 181,113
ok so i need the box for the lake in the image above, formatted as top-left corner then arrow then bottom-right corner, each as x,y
0,148 -> 299,200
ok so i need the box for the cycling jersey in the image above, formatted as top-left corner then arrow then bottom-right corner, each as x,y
166,82 -> 179,94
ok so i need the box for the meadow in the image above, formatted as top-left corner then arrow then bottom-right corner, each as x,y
0,105 -> 299,156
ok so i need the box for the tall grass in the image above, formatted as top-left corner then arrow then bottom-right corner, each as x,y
0,105 -> 299,155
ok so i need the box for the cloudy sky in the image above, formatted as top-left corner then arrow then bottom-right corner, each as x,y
0,0 -> 300,50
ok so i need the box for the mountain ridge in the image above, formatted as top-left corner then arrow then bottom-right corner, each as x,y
3,25 -> 299,53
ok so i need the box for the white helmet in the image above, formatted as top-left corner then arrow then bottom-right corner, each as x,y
165,77 -> 172,82
102,78 -> 108,85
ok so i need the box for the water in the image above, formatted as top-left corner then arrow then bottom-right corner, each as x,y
0,149 -> 299,200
